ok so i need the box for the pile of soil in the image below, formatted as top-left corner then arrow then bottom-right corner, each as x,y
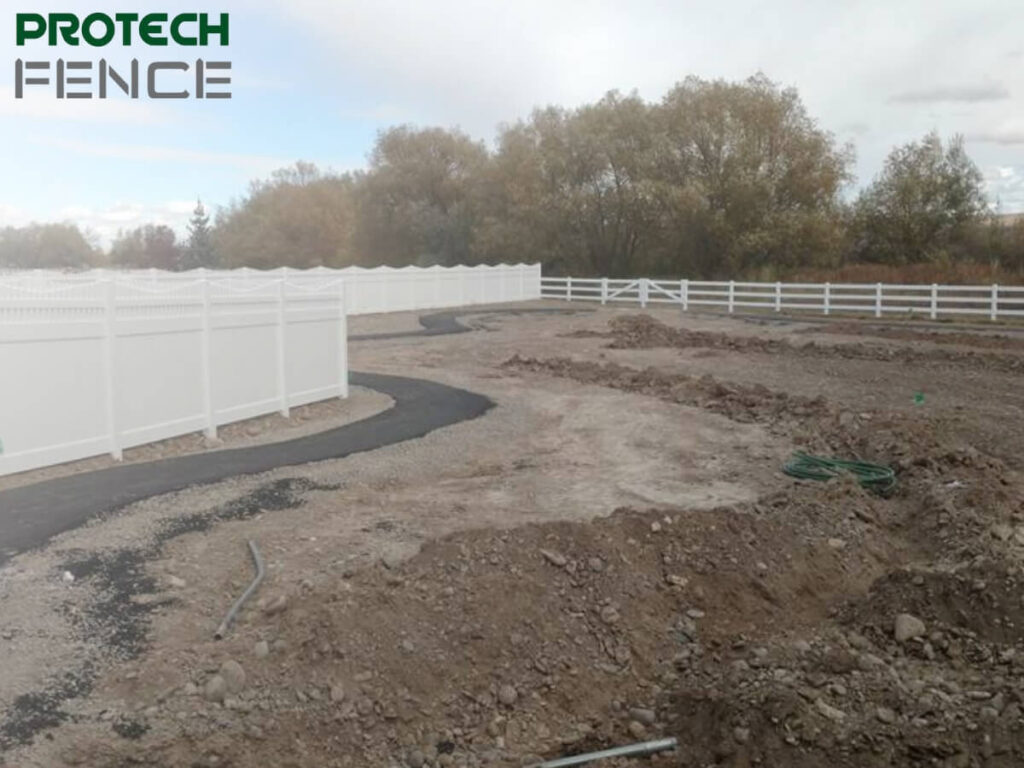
502,354 -> 832,428
798,322 -> 1024,352
603,315 -> 1024,375
48,445 -> 1024,768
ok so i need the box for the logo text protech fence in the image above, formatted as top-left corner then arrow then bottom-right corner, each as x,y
14,12 -> 232,100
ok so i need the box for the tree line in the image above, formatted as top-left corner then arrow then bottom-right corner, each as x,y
5,74 -> 1024,279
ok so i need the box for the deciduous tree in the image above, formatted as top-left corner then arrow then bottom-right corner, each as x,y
851,132 -> 986,264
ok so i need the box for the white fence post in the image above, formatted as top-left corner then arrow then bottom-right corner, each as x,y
103,279 -> 123,461
930,284 -> 938,320
200,276 -> 216,438
991,284 -> 999,322
276,279 -> 289,417
875,283 -> 882,318
823,282 -> 831,316
681,279 -> 689,311
640,278 -> 648,308
601,277 -> 608,305
728,280 -> 735,314
567,276 -> 573,302
775,281 -> 781,312
338,279 -> 349,399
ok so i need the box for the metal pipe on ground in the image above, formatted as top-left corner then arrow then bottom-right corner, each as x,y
214,539 -> 265,639
530,737 -> 679,767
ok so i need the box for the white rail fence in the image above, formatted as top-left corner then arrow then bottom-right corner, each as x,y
9,263 -> 543,316
541,276 -> 1024,320
0,264 -> 541,477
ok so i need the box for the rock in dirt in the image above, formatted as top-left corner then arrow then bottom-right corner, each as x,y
204,675 -> 227,702
815,698 -> 846,722
992,524 -> 1013,542
894,613 -> 926,642
220,660 -> 246,693
876,706 -> 897,724
540,549 -> 568,568
253,640 -> 269,658
407,750 -> 426,768
263,595 -> 288,615
628,720 -> 647,739
498,684 -> 518,706
629,707 -> 656,725
600,605 -> 620,625
330,684 -> 346,703
381,552 -> 403,570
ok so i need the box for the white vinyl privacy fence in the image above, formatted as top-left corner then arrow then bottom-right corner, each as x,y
0,264 -> 540,477
8,263 -> 542,315
542,276 -> 1024,321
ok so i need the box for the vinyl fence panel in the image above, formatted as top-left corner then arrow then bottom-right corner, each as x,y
0,263 -> 540,477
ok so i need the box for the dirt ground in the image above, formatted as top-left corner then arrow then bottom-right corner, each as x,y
2,302 -> 1024,768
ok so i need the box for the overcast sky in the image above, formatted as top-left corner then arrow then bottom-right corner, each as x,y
3,0 -> 1024,245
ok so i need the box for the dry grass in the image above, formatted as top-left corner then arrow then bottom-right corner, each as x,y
787,262 -> 1024,285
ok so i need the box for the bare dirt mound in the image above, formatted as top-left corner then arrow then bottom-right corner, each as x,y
604,315 -> 1024,375
41,443 -> 1024,768
798,321 -> 1024,352
502,354 -> 832,428
43,482 -> 904,768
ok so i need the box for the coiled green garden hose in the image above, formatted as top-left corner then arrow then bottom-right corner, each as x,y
783,451 -> 896,496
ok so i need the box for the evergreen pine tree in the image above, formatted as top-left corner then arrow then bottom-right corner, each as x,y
183,199 -> 216,269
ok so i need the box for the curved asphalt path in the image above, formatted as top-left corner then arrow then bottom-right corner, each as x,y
0,307 -> 588,567
0,373 -> 492,567
349,306 -> 585,341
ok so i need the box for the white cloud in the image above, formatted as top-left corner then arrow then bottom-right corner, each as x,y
0,86 -> 172,125
0,200 -> 199,247
0,204 -> 32,228
984,165 -> 1024,210
32,136 -> 288,174
969,127 -> 1024,146
889,83 -> 1011,104
78,200 -> 199,245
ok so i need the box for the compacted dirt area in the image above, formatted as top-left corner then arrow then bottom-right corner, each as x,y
794,321 -> 1024,352
3,303 -> 1024,768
